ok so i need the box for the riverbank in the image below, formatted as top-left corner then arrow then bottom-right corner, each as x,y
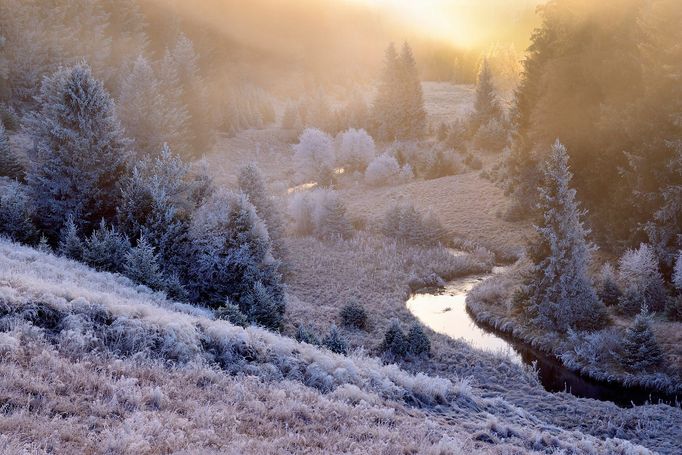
465,264 -> 682,398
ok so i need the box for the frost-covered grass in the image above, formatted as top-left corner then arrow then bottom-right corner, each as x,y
285,235 -> 682,454
0,239 -> 667,453
466,264 -> 682,396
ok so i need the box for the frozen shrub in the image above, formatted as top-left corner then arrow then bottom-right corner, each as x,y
399,164 -> 414,182
472,118 -> 508,152
407,323 -> 431,356
215,301 -> 249,327
0,180 -> 38,244
339,301 -> 367,330
365,153 -> 400,187
82,220 -> 131,273
619,306 -> 663,372
322,325 -> 348,354
382,319 -> 408,357
337,128 -> 375,173
295,325 -> 321,346
597,263 -> 622,306
58,215 -> 83,260
618,244 -> 667,313
463,152 -> 483,170
445,119 -> 468,150
37,234 -> 51,253
292,128 -> 335,186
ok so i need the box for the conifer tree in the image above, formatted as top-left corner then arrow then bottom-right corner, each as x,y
372,43 -> 400,141
527,140 -> 606,331
472,59 -> 502,131
620,306 -> 663,372
238,163 -> 286,260
82,220 -> 131,273
673,250 -> 682,291
58,214 -> 84,260
398,42 -> 426,139
0,180 -> 38,244
0,121 -> 23,180
317,192 -> 352,240
124,235 -> 167,290
24,63 -> 130,238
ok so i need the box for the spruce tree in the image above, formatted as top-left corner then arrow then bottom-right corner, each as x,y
238,163 -> 286,260
0,180 -> 38,244
528,140 -> 606,331
0,121 -> 23,180
124,235 -> 167,290
620,306 -> 663,372
24,63 -> 130,238
82,220 -> 131,273
58,214 -> 84,260
317,193 -> 352,240
322,325 -> 348,355
398,42 -> 426,140
372,43 -> 400,141
673,250 -> 682,291
472,59 -> 502,131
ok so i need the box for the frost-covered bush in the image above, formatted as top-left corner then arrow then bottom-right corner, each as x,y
597,263 -> 622,306
322,325 -> 348,354
618,307 -> 663,372
445,118 -> 468,150
413,146 -> 460,180
618,244 -> 667,313
292,128 -> 335,186
288,189 -> 352,240
339,300 -> 367,330
407,323 -> 431,356
215,302 -> 249,327
472,118 -> 508,153
337,128 -> 375,173
82,221 -> 131,273
295,325 -> 321,346
0,180 -> 38,244
381,203 -> 446,247
365,153 -> 400,187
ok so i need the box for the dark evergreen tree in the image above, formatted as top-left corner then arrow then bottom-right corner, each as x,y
24,63 -> 130,239
372,43 -> 400,141
472,59 -> 502,131
619,306 -> 663,372
57,214 -> 83,260
0,121 -> 23,180
398,42 -> 426,140
82,220 -> 131,273
322,325 -> 348,355
407,323 -> 431,356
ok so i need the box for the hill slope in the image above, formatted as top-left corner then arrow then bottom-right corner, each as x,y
0,239 -> 662,453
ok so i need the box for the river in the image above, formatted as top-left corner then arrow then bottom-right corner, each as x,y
406,267 -> 681,407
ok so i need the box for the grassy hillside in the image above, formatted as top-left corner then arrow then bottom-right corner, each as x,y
0,239 -> 667,453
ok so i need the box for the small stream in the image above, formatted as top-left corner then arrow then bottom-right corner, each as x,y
407,267 -> 681,407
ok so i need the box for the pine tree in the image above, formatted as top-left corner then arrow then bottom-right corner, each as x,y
398,42 -> 426,140
528,140 -> 606,332
189,190 -> 284,316
238,163 -> 287,260
472,59 -> 502,132
24,63 -> 130,239
372,43 -> 400,141
118,55 -> 189,156
124,235 -> 167,290
620,306 -> 663,372
0,121 -> 23,180
57,214 -> 84,260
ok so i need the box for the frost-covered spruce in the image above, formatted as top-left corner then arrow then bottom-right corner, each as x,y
339,300 -> 368,330
124,235 -> 166,290
0,121 -> 23,180
382,319 -> 408,357
57,215 -> 84,261
82,220 -> 131,273
619,306 -> 663,372
245,281 -> 284,329
407,323 -> 430,356
597,263 -> 622,306
215,301 -> 249,327
0,180 -> 38,244
397,43 -> 426,140
617,243 -> 667,314
238,163 -> 286,260
189,190 -> 285,323
323,325 -> 348,355
24,63 -> 130,238
673,250 -> 682,291
316,192 -> 352,240
528,140 -> 606,332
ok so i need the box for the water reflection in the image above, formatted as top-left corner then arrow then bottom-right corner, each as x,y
407,268 -> 681,407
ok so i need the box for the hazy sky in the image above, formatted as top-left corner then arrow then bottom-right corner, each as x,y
349,0 -> 543,48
